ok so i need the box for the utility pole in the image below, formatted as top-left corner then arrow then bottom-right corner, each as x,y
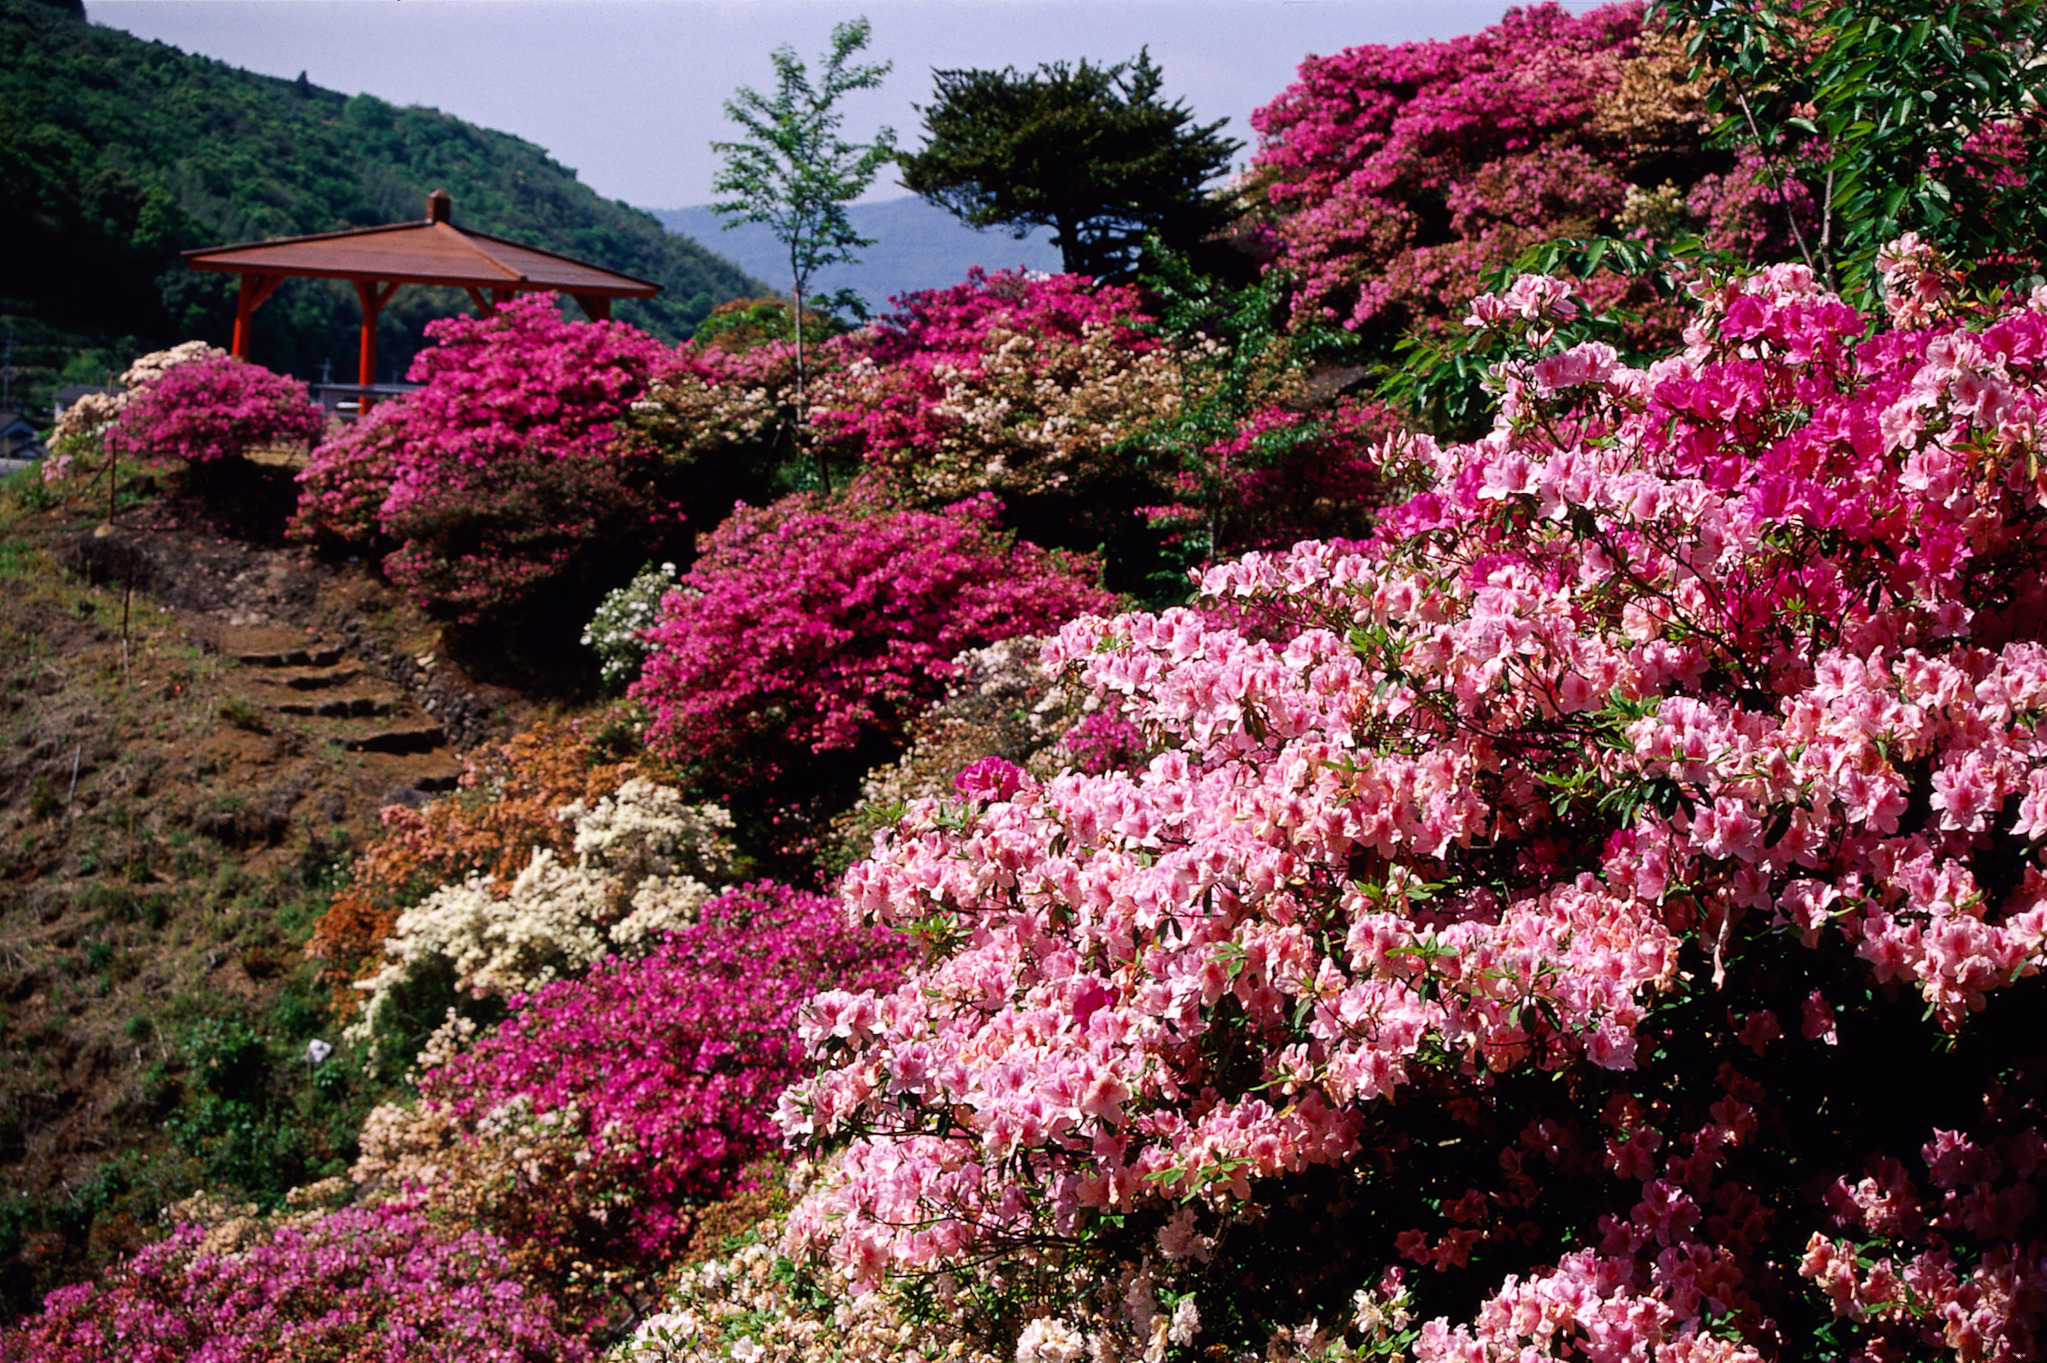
1,338 -> 15,460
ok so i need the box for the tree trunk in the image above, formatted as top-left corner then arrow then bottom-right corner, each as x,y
790,259 -> 826,494
1056,211 -> 1082,276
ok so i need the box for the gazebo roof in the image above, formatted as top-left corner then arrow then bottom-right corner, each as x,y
182,189 -> 661,298
185,191 -> 661,398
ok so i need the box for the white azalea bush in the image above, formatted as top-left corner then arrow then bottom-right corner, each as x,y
349,777 -> 735,1043
585,561 -> 683,691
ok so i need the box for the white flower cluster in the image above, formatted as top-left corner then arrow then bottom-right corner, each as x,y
605,1220 -> 1003,1363
50,390 -> 123,447
348,779 -> 734,1045
826,324 -> 1222,508
583,561 -> 682,690
48,340 -> 230,483
120,340 -> 226,391
566,777 -> 737,947
1014,1318 -> 1087,1363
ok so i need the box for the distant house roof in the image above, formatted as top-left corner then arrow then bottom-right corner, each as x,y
0,410 -> 46,460
183,190 -> 660,302
53,384 -> 115,411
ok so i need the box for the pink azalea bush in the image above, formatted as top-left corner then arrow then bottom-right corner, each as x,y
291,294 -> 677,620
0,1202 -> 585,1363
778,259 -> 2047,1358
102,354 -> 325,466
1250,2 -> 1709,347
401,882 -> 910,1274
631,485 -> 1113,811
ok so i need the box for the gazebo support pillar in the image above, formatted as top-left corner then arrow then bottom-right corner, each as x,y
230,273 -> 284,359
353,279 -> 402,410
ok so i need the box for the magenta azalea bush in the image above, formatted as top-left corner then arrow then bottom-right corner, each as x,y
291,294 -> 676,620
778,261 -> 2047,1358
415,882 -> 910,1267
0,1203 -> 584,1363
102,354 -> 325,465
1251,2 -> 1695,344
631,486 -> 1114,800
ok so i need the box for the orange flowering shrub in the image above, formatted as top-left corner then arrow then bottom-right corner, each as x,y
305,715 -> 648,1007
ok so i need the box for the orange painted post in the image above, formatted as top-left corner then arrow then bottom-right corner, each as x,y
353,279 -> 401,412
354,280 -> 379,394
232,274 -> 257,358
231,274 -> 283,359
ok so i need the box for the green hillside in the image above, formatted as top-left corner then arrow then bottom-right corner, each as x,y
0,0 -> 767,412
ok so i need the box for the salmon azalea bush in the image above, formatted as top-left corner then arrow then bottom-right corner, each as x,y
779,256 -> 2047,1360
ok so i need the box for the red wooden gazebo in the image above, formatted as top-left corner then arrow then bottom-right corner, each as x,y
183,190 -> 662,394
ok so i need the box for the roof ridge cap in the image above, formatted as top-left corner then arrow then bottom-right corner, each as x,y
446,225 -> 529,282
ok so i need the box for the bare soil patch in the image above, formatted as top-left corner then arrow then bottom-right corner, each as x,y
0,469 -> 537,1318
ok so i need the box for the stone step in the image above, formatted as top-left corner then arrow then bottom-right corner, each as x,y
271,694 -> 399,719
236,644 -> 344,668
375,768 -> 464,809
344,724 -> 447,755
252,667 -> 362,692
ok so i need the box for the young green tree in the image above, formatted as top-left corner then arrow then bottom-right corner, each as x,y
711,16 -> 896,485
899,49 -> 1241,281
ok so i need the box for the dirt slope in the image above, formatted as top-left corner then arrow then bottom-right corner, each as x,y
0,475 -> 533,1318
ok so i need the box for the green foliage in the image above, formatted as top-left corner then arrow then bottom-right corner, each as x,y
159,978 -> 374,1206
0,0 -> 766,408
582,559 -> 679,693
901,48 -> 1240,280
688,296 -> 851,350
1659,0 -> 2047,299
1125,243 -> 1356,581
1381,235 -> 1680,442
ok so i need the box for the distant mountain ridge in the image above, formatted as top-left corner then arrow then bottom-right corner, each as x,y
0,0 -> 767,408
654,198 -> 1063,315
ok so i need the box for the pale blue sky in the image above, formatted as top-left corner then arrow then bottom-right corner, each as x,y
86,0 -> 1576,210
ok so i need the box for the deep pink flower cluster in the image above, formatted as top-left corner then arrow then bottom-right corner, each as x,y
419,882 -> 910,1263
631,485 -> 1113,793
780,260 -> 2047,1356
1250,2 -> 1649,339
1,1203 -> 585,1362
291,294 -> 676,619
103,355 -> 325,465
838,268 -> 1152,372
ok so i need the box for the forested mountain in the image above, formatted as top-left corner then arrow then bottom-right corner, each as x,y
656,197 -> 1061,315
0,0 -> 766,411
